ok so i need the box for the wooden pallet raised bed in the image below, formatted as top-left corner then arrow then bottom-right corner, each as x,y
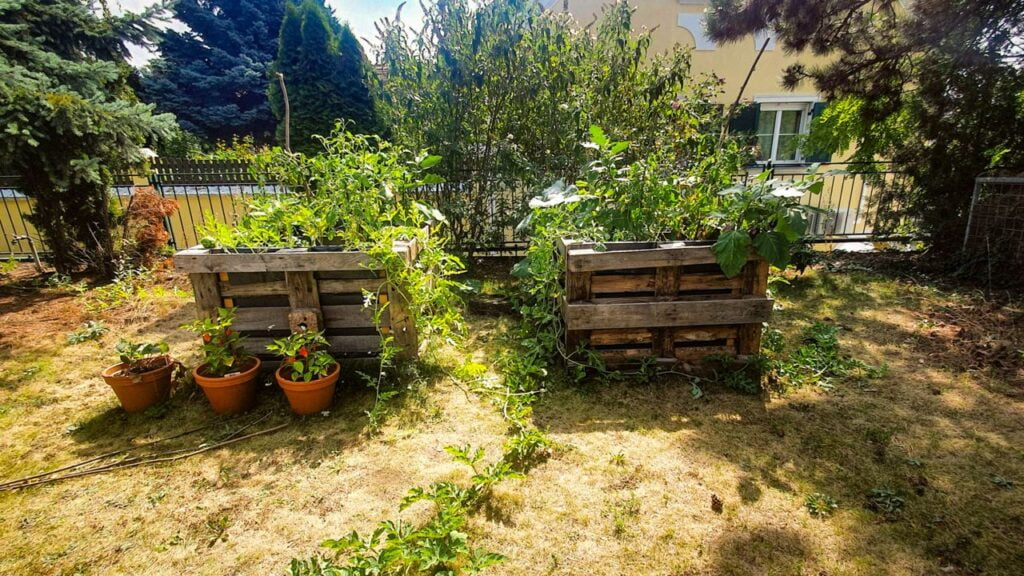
559,238 -> 771,367
174,239 -> 419,360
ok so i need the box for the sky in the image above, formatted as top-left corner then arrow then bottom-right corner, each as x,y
112,0 -> 426,67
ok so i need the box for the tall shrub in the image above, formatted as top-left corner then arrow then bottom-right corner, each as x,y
375,0 -> 726,249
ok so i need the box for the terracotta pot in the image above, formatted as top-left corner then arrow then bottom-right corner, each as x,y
193,357 -> 261,415
275,362 -> 340,415
101,357 -> 175,413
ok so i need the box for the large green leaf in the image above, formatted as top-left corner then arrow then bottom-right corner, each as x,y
588,125 -> 609,147
752,231 -> 790,268
712,230 -> 752,278
419,155 -> 442,169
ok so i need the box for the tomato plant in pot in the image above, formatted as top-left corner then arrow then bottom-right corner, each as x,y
101,339 -> 177,413
268,330 -> 340,415
183,307 -> 261,415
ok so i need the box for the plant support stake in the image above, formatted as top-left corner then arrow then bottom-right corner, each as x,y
277,72 -> 291,152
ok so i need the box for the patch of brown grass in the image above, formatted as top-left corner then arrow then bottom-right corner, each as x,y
0,266 -> 1022,575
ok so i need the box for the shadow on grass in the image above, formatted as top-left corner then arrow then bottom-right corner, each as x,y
527,268 -> 1024,575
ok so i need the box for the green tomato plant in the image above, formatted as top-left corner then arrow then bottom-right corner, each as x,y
181,307 -> 250,377
267,330 -> 337,383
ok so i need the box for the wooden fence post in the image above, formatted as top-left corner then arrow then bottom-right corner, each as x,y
388,239 -> 418,360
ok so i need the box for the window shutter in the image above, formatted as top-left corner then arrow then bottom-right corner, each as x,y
804,101 -> 832,163
728,103 -> 759,134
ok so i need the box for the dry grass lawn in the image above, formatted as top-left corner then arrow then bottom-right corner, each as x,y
0,261 -> 1021,575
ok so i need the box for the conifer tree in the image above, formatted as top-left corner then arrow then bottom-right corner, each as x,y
0,0 -> 174,275
269,0 -> 382,153
141,0 -> 285,144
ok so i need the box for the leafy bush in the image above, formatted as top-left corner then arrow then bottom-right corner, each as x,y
120,187 -> 178,269
376,0 -> 729,249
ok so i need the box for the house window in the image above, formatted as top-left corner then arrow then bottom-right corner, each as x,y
755,102 -> 812,163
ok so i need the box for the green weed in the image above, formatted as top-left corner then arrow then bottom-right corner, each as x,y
805,493 -> 839,518
66,321 -> 108,344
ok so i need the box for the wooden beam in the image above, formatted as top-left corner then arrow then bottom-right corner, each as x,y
387,242 -> 418,359
189,273 -> 221,319
563,297 -> 773,331
174,247 -> 376,273
566,243 -> 742,272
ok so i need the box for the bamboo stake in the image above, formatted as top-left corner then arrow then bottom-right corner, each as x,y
0,423 -> 287,492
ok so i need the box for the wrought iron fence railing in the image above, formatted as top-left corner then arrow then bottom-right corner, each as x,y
0,159 -> 915,259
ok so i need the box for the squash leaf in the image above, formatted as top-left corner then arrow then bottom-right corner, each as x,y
712,230 -> 751,278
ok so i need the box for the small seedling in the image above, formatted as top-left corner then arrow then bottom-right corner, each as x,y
991,476 -> 1015,489
805,493 -> 838,518
609,493 -> 641,537
205,515 -> 231,548
67,320 -> 108,344
867,487 -> 905,518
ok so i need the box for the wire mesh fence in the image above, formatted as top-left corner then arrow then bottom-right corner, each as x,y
1,159 -> 914,258
963,176 -> 1024,271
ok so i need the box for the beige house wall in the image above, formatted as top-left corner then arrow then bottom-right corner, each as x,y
546,0 -> 829,104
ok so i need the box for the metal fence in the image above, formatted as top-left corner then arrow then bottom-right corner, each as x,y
742,161 -> 915,242
1,159 -> 914,258
963,176 -> 1024,268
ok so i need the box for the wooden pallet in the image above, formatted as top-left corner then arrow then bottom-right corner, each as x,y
559,238 -> 771,367
174,240 -> 419,360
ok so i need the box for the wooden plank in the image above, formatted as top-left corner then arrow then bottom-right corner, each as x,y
590,274 -> 655,294
322,305 -> 380,329
673,326 -> 738,342
243,335 -> 381,356
285,271 -> 321,332
232,307 -> 291,331
189,273 -> 221,319
597,348 -> 661,366
564,268 -> 592,353
220,281 -> 288,297
674,345 -> 736,362
678,272 -> 744,292
387,243 -> 418,360
588,329 -> 653,346
566,242 -> 753,273
174,247 -> 376,273
318,278 -> 384,294
654,266 -> 681,356
589,293 -> 748,304
563,297 -> 773,331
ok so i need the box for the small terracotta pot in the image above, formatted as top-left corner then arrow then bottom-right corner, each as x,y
275,362 -> 340,415
102,357 -> 175,413
193,357 -> 261,415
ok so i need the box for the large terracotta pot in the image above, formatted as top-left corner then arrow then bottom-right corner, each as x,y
192,357 -> 261,415
101,357 -> 175,413
275,362 -> 340,415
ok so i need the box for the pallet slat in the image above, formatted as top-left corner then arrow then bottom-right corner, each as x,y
242,335 -> 381,356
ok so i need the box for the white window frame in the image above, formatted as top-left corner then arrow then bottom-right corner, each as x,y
754,100 -> 815,165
